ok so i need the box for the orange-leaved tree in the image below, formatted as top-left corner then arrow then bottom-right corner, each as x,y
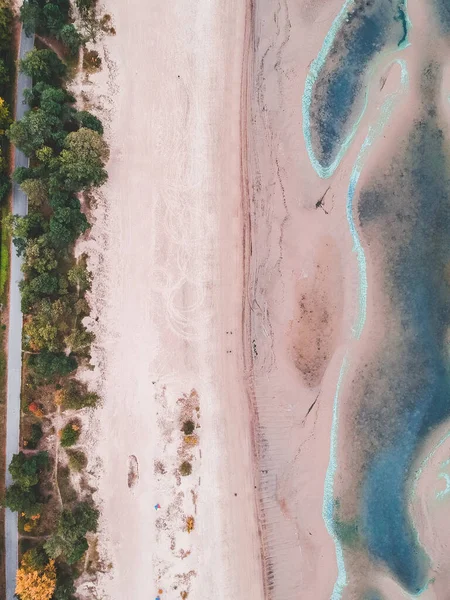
15,553 -> 56,600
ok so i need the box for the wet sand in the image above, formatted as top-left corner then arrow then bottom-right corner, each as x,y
249,0 -> 450,598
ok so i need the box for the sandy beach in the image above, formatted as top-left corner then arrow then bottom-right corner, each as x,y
77,0 -> 263,598
65,0 -> 450,597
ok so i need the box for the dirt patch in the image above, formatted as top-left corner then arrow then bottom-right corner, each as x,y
127,454 -> 139,489
288,237 -> 344,387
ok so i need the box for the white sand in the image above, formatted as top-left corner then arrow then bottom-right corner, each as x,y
77,1 -> 264,598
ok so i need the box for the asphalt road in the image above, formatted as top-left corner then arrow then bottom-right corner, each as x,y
5,26 -> 33,600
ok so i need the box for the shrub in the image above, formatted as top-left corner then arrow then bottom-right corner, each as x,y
19,48 -> 67,84
82,49 -> 101,72
44,502 -> 99,564
179,461 -> 192,476
25,423 -> 43,449
4,483 -> 41,517
67,450 -> 87,472
28,351 -> 77,383
181,420 -> 195,435
59,380 -> 98,410
9,451 -> 49,488
59,421 -> 80,447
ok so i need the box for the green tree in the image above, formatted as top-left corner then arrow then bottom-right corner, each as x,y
59,380 -> 98,410
20,0 -> 43,36
59,421 -> 80,447
20,48 -> 67,84
67,260 -> 91,291
43,2 -> 65,35
11,213 -> 47,256
8,451 -> 48,488
28,351 -> 77,382
64,326 -> 93,353
44,502 -> 98,564
48,206 -> 89,248
8,108 -> 59,156
59,24 -> 82,55
0,58 -> 9,86
20,179 -> 49,208
4,483 -> 40,517
24,297 -> 71,351
21,547 -> 48,572
23,237 -> 57,273
0,0 -> 13,51
75,110 -> 103,134
57,127 -> 109,191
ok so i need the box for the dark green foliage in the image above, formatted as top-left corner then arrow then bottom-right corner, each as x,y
43,2 -> 66,35
48,206 -> 89,248
75,0 -> 96,15
29,351 -> 77,382
59,24 -> 82,55
8,108 -> 60,156
20,1 -> 44,36
44,502 -> 99,564
182,420 -> 195,435
20,0 -> 71,37
57,128 -> 109,191
8,451 -> 49,488
3,452 -> 48,516
60,379 -> 98,410
19,48 -> 67,84
0,0 -> 13,52
0,57 -> 9,85
25,422 -> 43,450
20,272 -> 60,311
22,546 -> 48,570
75,110 -> 103,134
53,566 -> 76,600
0,171 -> 9,201
4,483 -> 40,517
59,421 -> 80,447
13,166 -> 32,184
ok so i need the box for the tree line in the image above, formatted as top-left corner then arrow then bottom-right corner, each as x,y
2,1 -> 108,598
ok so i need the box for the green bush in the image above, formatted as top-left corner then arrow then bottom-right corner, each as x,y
59,421 -> 80,447
4,483 -> 41,517
25,423 -> 43,450
59,379 -> 98,410
67,449 -> 87,472
8,451 -> 48,488
44,502 -> 99,564
19,48 -> 67,84
182,420 -> 195,435
28,351 -> 78,382
179,461 -> 192,476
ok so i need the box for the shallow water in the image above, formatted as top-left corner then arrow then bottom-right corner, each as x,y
307,0 -> 408,170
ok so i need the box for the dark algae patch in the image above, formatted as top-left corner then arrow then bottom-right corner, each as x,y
353,64 -> 450,593
309,0 -> 409,168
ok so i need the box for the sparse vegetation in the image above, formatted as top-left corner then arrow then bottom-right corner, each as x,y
56,379 -> 98,410
67,449 -> 87,472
